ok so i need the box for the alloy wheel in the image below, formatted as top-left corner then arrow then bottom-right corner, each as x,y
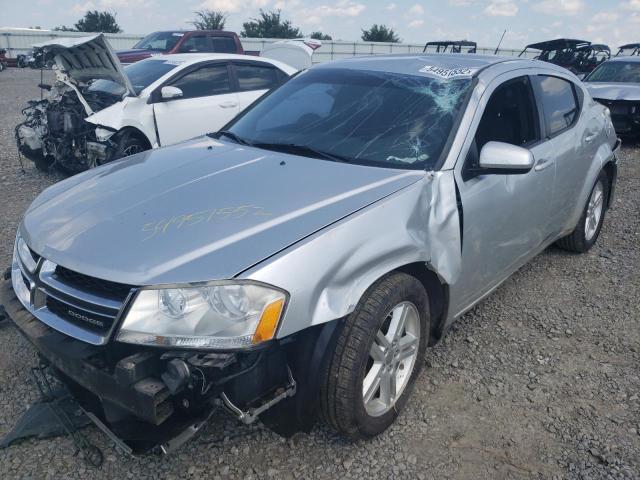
362,301 -> 420,417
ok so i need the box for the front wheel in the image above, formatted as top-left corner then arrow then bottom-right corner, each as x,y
556,170 -> 609,253
112,132 -> 149,162
320,272 -> 429,439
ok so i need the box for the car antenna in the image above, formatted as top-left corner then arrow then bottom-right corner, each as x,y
494,30 -> 507,55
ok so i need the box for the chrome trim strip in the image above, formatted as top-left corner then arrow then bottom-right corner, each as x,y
31,305 -> 107,345
39,270 -> 124,311
40,287 -> 119,320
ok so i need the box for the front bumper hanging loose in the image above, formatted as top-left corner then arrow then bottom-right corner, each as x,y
0,275 -> 302,454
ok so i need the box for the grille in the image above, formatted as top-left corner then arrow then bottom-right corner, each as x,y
54,265 -> 133,302
46,295 -> 116,335
28,248 -> 41,264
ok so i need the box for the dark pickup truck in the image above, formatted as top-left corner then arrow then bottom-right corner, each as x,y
116,30 -> 252,64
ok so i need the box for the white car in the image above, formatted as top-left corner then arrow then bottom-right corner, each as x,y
15,34 -> 315,172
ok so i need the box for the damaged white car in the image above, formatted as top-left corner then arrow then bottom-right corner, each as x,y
15,34 -> 313,172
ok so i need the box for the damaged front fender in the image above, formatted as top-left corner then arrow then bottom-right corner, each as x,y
243,170 -> 463,338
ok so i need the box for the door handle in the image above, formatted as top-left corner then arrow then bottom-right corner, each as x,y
219,101 -> 238,109
584,133 -> 597,143
534,158 -> 554,172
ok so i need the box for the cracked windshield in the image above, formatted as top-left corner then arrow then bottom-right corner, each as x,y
227,68 -> 472,170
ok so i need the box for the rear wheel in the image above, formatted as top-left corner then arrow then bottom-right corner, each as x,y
320,272 -> 429,439
556,170 -> 609,253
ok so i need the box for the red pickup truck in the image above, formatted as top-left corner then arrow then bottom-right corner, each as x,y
116,30 -> 254,64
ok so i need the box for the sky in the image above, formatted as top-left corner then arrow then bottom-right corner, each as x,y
2,0 -> 639,49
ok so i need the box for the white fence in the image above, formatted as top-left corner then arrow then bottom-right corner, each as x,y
0,28 -> 530,62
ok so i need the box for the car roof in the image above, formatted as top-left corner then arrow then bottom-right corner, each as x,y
424,41 -> 477,47
606,55 -> 640,63
139,53 -> 287,67
525,38 -> 590,50
619,43 -> 640,49
313,53 -> 535,77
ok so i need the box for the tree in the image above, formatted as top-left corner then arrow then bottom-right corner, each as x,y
310,31 -> 332,41
191,10 -> 227,30
241,10 -> 302,38
361,24 -> 399,43
74,10 -> 122,33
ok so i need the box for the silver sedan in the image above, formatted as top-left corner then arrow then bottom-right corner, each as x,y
3,53 -> 620,449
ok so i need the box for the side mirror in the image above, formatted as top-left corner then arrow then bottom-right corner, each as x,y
478,141 -> 534,174
161,86 -> 183,100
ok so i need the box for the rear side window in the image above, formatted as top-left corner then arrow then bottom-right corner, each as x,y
169,65 -> 231,99
533,76 -> 580,137
234,64 -> 282,91
210,36 -> 237,53
180,36 -> 211,53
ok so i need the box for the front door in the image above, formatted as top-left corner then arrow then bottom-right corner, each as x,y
153,63 -> 239,146
450,75 -> 556,316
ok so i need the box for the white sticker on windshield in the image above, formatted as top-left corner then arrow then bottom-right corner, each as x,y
164,59 -> 184,65
419,65 -> 476,79
172,33 -> 184,37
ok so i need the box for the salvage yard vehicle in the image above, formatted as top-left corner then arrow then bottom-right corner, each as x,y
616,43 -> 640,57
15,34 -> 313,173
116,30 -> 247,65
423,40 -> 477,54
585,56 -> 640,136
1,53 -> 620,452
519,39 -> 610,75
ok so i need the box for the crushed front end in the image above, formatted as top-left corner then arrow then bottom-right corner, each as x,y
15,80 -> 123,173
592,98 -> 640,136
1,235 -> 323,453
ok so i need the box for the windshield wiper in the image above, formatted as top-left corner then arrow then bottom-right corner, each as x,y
212,130 -> 253,146
253,142 -> 352,164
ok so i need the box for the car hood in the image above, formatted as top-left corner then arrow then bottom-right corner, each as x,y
21,137 -> 424,286
33,33 -> 136,96
586,82 -> 640,101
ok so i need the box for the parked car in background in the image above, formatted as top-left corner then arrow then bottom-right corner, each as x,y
15,34 -> 315,172
519,39 -> 610,75
423,40 -> 477,53
116,30 -> 247,64
585,56 -> 640,136
0,49 -> 7,71
2,53 -> 619,452
616,43 -> 640,57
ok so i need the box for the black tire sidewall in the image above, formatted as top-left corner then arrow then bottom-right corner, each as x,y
577,171 -> 609,251
351,274 -> 429,437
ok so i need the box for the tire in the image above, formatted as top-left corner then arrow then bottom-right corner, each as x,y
113,132 -> 148,162
556,170 -> 609,253
320,272 -> 429,439
34,155 -> 53,173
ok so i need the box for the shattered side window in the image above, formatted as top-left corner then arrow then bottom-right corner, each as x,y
229,68 -> 472,170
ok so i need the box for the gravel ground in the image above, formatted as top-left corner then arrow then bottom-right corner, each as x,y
0,68 -> 638,479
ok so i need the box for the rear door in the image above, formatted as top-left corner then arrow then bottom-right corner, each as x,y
531,74 -> 593,235
153,62 -> 239,145
231,61 -> 288,111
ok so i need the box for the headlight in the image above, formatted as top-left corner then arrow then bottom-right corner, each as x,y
116,282 -> 287,349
